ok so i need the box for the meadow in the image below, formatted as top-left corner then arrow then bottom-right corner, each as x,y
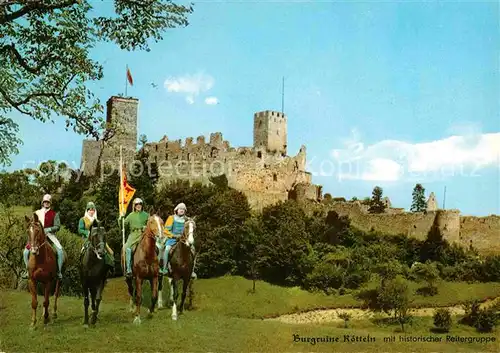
1,276 -> 499,352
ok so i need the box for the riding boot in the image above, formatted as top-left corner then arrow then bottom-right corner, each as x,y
56,248 -> 64,280
162,245 -> 171,275
125,248 -> 132,277
22,248 -> 29,279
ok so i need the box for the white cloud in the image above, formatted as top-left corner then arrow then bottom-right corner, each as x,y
205,96 -> 219,105
330,129 -> 500,182
164,72 -> 214,104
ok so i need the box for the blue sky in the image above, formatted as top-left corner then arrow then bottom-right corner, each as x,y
9,1 -> 500,216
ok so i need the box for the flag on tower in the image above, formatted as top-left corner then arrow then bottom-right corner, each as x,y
126,66 -> 133,86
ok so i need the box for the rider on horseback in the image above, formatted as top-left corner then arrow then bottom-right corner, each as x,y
161,203 -> 196,278
22,194 -> 64,280
119,197 -> 149,278
78,201 -> 115,272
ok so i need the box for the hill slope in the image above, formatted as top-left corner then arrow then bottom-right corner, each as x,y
1,276 -> 499,352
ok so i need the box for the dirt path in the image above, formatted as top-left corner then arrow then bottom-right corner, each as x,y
266,298 -> 500,325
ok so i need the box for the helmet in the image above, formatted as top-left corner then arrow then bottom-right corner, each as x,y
133,198 -> 143,205
41,194 -> 52,204
174,203 -> 187,212
86,201 -> 96,210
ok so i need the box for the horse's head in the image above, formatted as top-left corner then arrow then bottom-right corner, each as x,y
145,211 -> 164,245
89,220 -> 106,258
24,213 -> 46,255
182,216 -> 196,246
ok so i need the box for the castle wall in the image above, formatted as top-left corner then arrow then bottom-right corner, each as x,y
302,201 -> 500,255
459,215 -> 500,255
81,140 -> 101,176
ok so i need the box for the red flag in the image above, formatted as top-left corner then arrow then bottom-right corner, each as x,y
126,67 -> 133,86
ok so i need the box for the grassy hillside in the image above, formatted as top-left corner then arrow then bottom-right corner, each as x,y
1,276 -> 499,352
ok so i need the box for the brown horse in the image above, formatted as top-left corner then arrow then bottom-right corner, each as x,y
24,213 -> 65,328
158,217 -> 196,320
121,213 -> 165,324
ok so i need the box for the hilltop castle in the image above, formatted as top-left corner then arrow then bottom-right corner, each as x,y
80,96 -> 500,255
80,96 -> 323,210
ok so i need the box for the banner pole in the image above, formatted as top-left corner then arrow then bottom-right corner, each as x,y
120,145 -> 125,248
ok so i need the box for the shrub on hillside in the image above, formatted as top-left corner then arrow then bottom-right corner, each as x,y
459,300 -> 481,326
479,255 -> 500,282
475,308 -> 498,332
304,261 -> 345,293
433,308 -> 452,332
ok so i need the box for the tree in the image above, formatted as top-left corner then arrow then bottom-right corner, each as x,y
376,276 -> 413,331
412,261 -> 440,296
368,186 -> 386,214
129,141 -> 159,208
0,0 -> 194,166
410,184 -> 426,212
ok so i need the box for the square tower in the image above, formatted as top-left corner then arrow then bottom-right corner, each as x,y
253,110 -> 287,156
81,96 -> 139,176
105,96 -> 138,160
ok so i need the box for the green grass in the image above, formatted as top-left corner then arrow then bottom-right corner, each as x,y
1,276 -> 499,352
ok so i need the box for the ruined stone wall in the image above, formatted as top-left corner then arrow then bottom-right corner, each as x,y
459,215 -> 500,255
80,140 -> 101,176
303,201 -> 499,255
149,131 -> 313,209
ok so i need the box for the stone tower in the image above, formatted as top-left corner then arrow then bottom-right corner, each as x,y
253,110 -> 287,156
80,96 -> 138,175
426,192 -> 439,211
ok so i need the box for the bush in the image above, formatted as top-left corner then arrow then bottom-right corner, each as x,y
459,300 -> 481,326
338,311 -> 351,328
480,255 -> 500,282
304,261 -> 345,293
475,308 -> 498,332
433,308 -> 452,332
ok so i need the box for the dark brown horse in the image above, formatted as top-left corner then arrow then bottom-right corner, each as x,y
158,217 -> 196,320
121,214 -> 164,324
79,220 -> 109,327
24,213 -> 65,328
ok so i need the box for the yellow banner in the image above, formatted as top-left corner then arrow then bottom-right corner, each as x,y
119,166 -> 136,216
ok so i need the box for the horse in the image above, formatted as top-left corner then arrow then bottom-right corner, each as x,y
121,213 -> 164,324
79,220 -> 110,327
158,217 -> 196,320
24,213 -> 65,328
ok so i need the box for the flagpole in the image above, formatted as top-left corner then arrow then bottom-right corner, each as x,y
120,145 -> 125,248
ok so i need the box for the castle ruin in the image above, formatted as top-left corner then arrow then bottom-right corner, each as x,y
80,96 -> 500,255
80,96 -> 323,210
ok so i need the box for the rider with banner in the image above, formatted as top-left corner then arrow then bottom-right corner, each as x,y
119,198 -> 149,277
161,203 -> 196,278
22,194 -> 64,280
78,201 -> 115,271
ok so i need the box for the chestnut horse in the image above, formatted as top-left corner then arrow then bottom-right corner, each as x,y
121,213 -> 164,324
24,213 -> 65,328
158,217 -> 196,320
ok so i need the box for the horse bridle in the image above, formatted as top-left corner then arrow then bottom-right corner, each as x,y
179,219 -> 195,245
28,221 -> 47,254
88,227 -> 105,259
